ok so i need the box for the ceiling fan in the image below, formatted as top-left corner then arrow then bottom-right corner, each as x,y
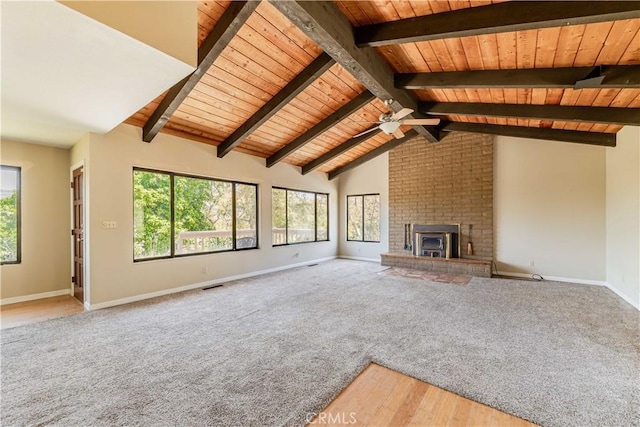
353,99 -> 440,139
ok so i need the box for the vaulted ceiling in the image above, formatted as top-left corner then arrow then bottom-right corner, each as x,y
125,1 -> 640,179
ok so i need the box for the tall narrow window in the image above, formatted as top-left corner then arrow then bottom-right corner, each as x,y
363,194 -> 380,242
272,188 -> 287,246
347,196 -> 363,240
133,170 -> 171,259
347,194 -> 380,243
0,166 -> 21,264
316,194 -> 328,241
272,187 -> 329,246
235,183 -> 258,249
133,168 -> 258,261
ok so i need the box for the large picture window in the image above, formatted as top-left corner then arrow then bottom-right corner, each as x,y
133,168 -> 257,261
272,187 -> 329,246
347,194 -> 380,242
1,166 -> 21,264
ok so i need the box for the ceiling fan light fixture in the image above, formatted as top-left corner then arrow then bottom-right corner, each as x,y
379,121 -> 401,135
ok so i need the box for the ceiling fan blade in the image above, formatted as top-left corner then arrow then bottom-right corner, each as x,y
401,119 -> 441,125
392,128 -> 405,139
352,126 -> 380,139
391,107 -> 414,121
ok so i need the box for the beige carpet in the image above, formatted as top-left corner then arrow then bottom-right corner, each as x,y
2,259 -> 639,426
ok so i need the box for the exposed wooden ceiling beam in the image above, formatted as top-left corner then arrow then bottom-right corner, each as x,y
420,102 -> 640,126
301,127 -> 382,175
328,130 -> 419,180
355,1 -> 640,47
266,90 -> 375,167
396,65 -> 640,89
269,0 -> 439,143
143,1 -> 259,143
441,122 -> 616,147
217,53 -> 335,158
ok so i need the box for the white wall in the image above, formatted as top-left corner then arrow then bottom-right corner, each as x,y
0,140 -> 71,301
83,124 -> 338,306
606,126 -> 640,308
494,136 -> 607,282
337,153 -> 389,261
60,1 -> 197,67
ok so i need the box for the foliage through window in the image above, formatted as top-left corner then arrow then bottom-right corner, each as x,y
272,187 -> 329,245
347,194 -> 380,242
0,166 -> 20,264
133,168 -> 257,261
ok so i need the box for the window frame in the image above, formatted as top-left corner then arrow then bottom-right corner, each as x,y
346,193 -> 380,243
0,165 -> 21,265
272,186 -> 329,246
133,167 -> 259,262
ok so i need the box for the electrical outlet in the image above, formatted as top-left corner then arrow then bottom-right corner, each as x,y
102,221 -> 117,229
529,260 -> 535,267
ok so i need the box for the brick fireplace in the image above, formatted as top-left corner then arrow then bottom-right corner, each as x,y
383,131 -> 494,277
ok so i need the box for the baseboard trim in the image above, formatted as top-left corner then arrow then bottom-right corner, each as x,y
1,289 -> 70,306
498,271 -> 639,311
496,271 -> 607,286
338,256 -> 380,263
604,283 -> 640,311
86,256 -> 338,311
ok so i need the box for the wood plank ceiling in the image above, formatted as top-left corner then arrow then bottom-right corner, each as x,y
126,1 -> 640,179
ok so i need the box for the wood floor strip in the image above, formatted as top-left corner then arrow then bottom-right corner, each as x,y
310,363 -> 538,427
1,295 -> 84,329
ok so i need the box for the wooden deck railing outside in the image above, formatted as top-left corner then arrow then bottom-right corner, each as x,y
176,228 -> 317,252
176,229 -> 255,253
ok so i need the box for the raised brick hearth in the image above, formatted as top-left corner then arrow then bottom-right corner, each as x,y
381,253 -> 492,278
